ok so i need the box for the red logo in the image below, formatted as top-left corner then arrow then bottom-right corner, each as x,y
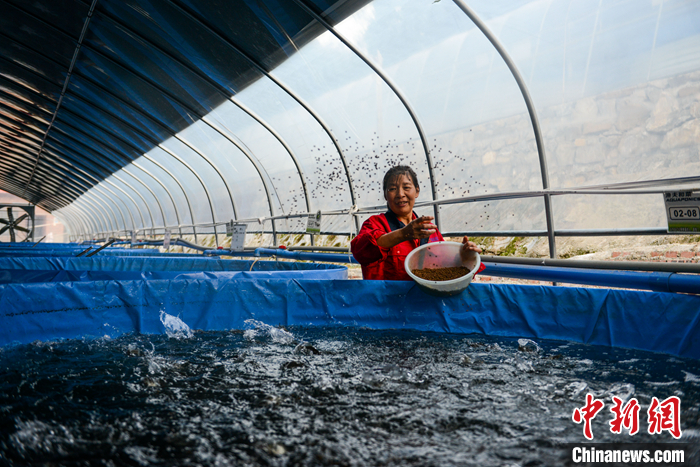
573,394 -> 682,440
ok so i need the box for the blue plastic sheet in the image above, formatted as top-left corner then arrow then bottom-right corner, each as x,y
0,256 -> 347,275
1,279 -> 699,359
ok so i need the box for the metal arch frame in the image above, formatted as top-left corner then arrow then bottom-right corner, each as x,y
0,151 -> 93,207
83,190 -> 119,233
0,170 -> 69,213
0,81 -> 150,232
92,10 -> 299,220
8,7 -> 290,240
155,144 -> 217,235
39,136 -> 143,231
5,142 -> 132,235
290,0 -> 440,224
54,206 -> 83,238
52,210 -> 81,241
73,43 -> 229,240
196,118 -> 279,239
42,140 -> 144,231
89,183 -> 130,232
452,0 -> 557,259
65,204 -> 96,239
64,204 -> 94,238
165,0 -> 359,221
0,67 -> 158,233
57,86 -> 201,238
12,126 -> 136,234
127,163 -> 184,238
79,185 -> 118,232
73,196 -> 107,234
114,171 -> 166,232
138,155 -> 199,240
48,94 -> 196,238
24,0 -> 99,195
0,80 -> 180,239
0,6 -> 220,240
55,99 -> 199,239
51,210 -> 75,239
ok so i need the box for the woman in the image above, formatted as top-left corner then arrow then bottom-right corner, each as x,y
351,165 -> 483,281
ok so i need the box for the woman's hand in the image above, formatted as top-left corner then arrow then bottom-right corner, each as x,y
402,216 -> 437,240
460,236 -> 482,255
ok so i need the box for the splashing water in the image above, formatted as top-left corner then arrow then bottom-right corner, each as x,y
1,328 -> 699,466
159,311 -> 193,339
243,319 -> 294,344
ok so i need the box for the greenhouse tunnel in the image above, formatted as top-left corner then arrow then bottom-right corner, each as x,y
1,0 -> 700,356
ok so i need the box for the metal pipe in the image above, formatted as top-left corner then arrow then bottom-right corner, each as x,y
482,255 -> 700,274
452,0 -> 556,258
480,262 -> 699,294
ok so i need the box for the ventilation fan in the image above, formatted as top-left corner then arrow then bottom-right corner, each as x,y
0,205 -> 35,242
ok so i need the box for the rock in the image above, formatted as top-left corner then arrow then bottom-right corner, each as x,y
678,84 -> 700,99
661,119 -> 700,150
575,141 -> 606,164
575,98 -> 598,120
482,151 -> 496,165
583,121 -> 614,134
616,100 -> 651,132
646,94 -> 680,132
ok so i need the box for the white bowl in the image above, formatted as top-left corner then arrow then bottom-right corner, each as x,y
405,241 -> 481,296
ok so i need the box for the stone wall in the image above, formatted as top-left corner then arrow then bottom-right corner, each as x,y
434,70 -> 700,233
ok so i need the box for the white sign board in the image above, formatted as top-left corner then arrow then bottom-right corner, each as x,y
664,191 -> 700,233
306,210 -> 322,234
130,230 -> 136,244
227,221 -> 247,251
163,230 -> 171,249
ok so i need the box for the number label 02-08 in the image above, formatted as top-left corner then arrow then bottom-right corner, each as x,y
664,191 -> 700,233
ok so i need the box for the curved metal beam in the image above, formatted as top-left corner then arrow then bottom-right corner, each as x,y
165,0 -> 357,214
139,155 -> 198,241
83,189 -> 118,232
116,171 -> 166,231
291,0 -> 440,223
24,0 -> 99,194
129,162 -> 184,237
451,0 -> 556,258
0,9 -> 216,238
91,11 -> 285,217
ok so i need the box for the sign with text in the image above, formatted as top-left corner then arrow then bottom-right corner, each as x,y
664,191 -> 700,233
227,221 -> 247,251
306,210 -> 322,234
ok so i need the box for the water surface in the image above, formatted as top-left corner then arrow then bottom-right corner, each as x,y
1,320 -> 698,466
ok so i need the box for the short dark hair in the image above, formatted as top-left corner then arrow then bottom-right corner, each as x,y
382,165 -> 419,192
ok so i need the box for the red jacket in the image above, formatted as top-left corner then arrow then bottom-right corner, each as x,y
351,211 -> 443,281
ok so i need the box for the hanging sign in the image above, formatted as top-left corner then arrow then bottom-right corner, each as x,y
163,230 -> 171,249
306,210 -> 322,234
227,221 -> 247,251
664,191 -> 700,233
130,231 -> 136,244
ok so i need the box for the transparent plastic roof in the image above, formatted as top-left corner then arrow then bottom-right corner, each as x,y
0,0 -> 699,250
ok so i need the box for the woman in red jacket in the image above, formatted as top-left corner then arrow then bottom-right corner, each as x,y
351,165 -> 482,280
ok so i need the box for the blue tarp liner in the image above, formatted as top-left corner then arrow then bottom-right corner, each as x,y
1,279 -> 699,359
0,256 -> 346,273
0,249 -> 201,257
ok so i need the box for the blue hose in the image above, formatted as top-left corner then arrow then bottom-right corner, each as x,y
203,248 -> 699,294
482,262 -> 699,294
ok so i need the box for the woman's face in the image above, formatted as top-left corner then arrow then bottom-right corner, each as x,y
384,173 -> 419,220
